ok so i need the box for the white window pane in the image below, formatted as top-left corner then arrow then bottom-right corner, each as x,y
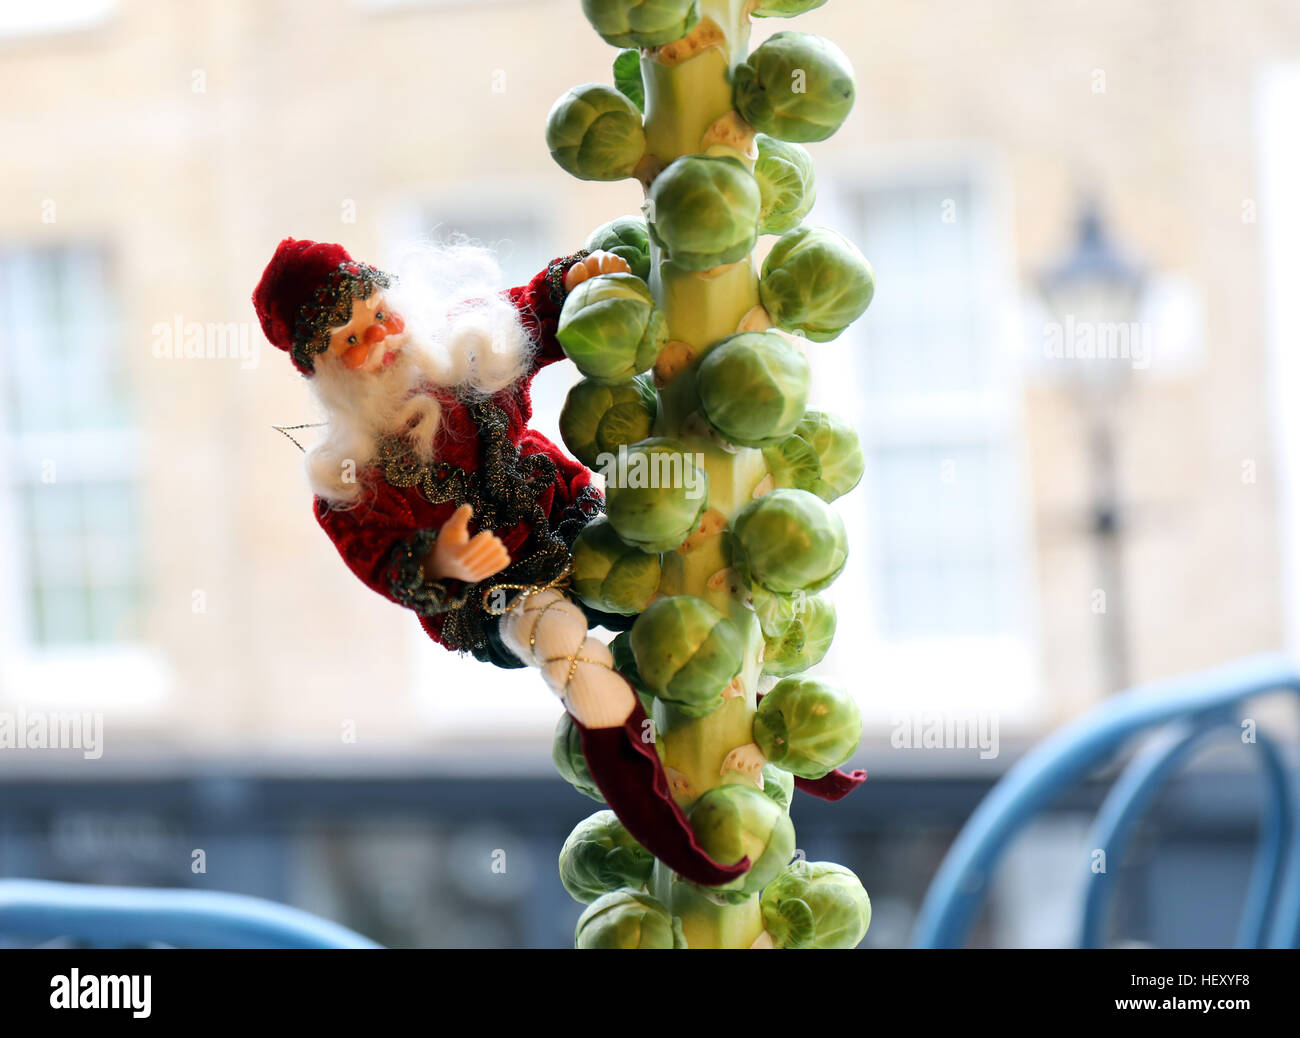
33,587 -> 89,644
1,248 -> 140,649
853,178 -> 1028,650
31,533 -> 85,586
89,586 -> 138,642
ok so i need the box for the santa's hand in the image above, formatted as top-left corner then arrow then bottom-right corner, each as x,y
424,504 -> 511,583
564,250 -> 632,291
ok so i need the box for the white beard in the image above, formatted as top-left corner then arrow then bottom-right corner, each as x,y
305,244 -> 536,507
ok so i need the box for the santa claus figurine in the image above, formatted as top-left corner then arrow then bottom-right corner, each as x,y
253,238 -> 748,887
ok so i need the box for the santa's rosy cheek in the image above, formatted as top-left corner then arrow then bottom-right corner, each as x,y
385,313 -> 405,334
342,343 -> 370,369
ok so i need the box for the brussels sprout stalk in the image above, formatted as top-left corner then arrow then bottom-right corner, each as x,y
555,0 -> 871,949
641,0 -> 775,951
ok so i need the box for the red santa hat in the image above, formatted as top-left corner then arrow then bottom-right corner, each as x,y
252,237 -> 390,376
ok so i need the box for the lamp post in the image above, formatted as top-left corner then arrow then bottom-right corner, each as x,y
1039,199 -> 1146,696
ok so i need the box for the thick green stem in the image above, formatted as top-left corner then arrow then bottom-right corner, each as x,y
637,0 -> 780,950
641,1 -> 753,166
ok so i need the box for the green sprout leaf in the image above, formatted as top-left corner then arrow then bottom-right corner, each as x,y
755,134 -> 817,235
613,48 -> 645,112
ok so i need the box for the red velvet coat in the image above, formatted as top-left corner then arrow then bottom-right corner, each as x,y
314,255 -> 599,662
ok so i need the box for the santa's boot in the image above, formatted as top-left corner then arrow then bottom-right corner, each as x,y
499,589 -> 749,887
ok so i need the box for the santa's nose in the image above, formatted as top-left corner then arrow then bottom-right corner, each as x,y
363,323 -> 387,345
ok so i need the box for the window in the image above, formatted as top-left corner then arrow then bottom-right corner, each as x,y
0,246 -> 163,712
809,169 -> 1040,722
0,246 -> 142,647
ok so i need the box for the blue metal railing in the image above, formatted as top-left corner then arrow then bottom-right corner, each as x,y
0,880 -> 381,949
911,654 -> 1300,948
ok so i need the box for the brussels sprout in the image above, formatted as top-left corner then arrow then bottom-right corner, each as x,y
553,712 -> 605,804
760,860 -> 871,949
730,488 -> 848,594
629,595 -> 745,716
609,631 -> 658,715
558,273 -> 666,384
560,374 -> 658,469
697,331 -> 810,448
764,613 -> 804,663
760,226 -> 874,343
751,0 -> 828,15
754,134 -> 817,235
795,408 -> 865,501
753,675 -> 861,778
612,48 -> 645,113
733,32 -> 855,144
559,810 -> 656,904
760,764 -> 795,812
609,629 -> 646,690
749,582 -> 800,639
646,155 -> 761,271
575,888 -> 686,949
763,594 -> 836,676
571,518 -> 662,616
605,438 -> 709,552
585,214 -> 652,282
687,784 -> 796,900
581,0 -> 701,48
546,83 -> 647,181
761,432 -> 821,494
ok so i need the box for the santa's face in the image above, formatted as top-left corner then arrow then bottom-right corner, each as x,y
326,292 -> 408,375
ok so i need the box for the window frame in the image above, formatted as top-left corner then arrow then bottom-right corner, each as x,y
806,145 -> 1044,725
0,243 -> 169,716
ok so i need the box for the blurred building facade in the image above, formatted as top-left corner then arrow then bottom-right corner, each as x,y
1,0 -> 1297,765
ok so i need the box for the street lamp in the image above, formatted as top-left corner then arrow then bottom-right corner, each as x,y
1038,198 -> 1147,696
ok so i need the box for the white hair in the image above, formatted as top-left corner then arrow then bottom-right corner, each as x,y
306,238 -> 537,507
